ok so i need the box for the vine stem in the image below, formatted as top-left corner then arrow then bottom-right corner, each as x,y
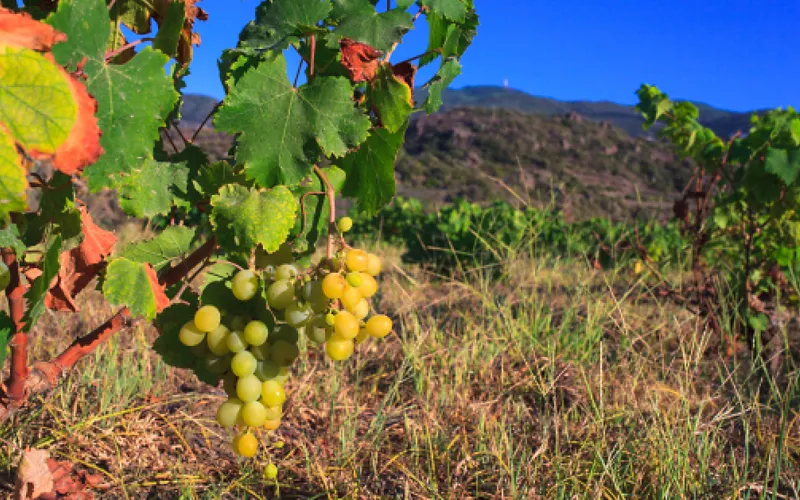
0,237 -> 218,422
104,38 -> 152,61
313,166 -> 337,260
190,102 -> 222,143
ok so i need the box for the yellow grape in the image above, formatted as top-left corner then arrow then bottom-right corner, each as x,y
233,431 -> 258,458
264,404 -> 283,421
179,321 -> 205,347
217,398 -> 243,428
337,217 -> 353,233
321,273 -> 347,299
334,311 -> 359,340
232,270 -> 259,301
231,350 -> 257,377
340,286 -> 362,311
206,324 -> 231,355
194,305 -> 221,332
351,299 -> 369,319
345,249 -> 368,272
326,338 -> 354,360
261,380 -> 286,407
226,330 -> 248,353
243,320 -> 269,346
357,273 -> 378,298
263,418 -> 281,431
236,374 -> 262,402
354,327 -> 370,345
346,272 -> 362,287
366,253 -> 382,276
366,315 -> 393,338
241,400 -> 268,427
265,463 -> 279,480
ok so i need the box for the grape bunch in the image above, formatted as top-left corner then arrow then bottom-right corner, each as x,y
176,217 -> 394,458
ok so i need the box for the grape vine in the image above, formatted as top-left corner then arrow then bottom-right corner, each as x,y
0,0 -> 478,476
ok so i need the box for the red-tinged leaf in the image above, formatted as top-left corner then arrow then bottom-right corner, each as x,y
392,61 -> 417,104
0,8 -> 66,51
340,38 -> 382,83
144,263 -> 170,314
45,208 -> 117,312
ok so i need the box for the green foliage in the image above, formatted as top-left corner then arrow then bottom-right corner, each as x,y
103,258 -> 163,320
121,226 -> 198,271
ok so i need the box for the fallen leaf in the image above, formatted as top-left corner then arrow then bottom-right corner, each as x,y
340,38 -> 382,83
14,448 -> 54,500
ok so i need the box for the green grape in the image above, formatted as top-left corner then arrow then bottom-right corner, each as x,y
285,301 -> 312,328
351,298 -> 370,319
241,401 -> 268,427
237,374 -> 263,402
355,327 -> 370,345
207,324 -> 231,356
255,359 -> 281,381
264,463 -> 279,480
232,270 -> 259,301
251,342 -> 271,361
306,315 -> 329,344
325,312 -> 336,326
264,404 -> 283,421
261,380 -> 286,407
231,351 -> 257,377
263,418 -> 281,431
334,311 -> 359,340
274,264 -> 299,281
366,315 -> 393,338
204,354 -> 231,374
340,286 -> 362,311
346,272 -> 362,288
243,320 -> 269,346
233,431 -> 258,458
337,217 -> 353,233
267,279 -> 295,309
0,262 -> 10,291
357,273 -> 378,298
270,340 -> 299,366
179,321 -> 205,347
190,341 -> 211,358
275,366 -> 290,385
366,253 -> 382,276
345,249 -> 368,272
226,330 -> 248,353
269,324 -> 299,344
223,372 -> 238,398
194,305 -> 221,332
321,273 -> 346,299
303,280 -> 328,312
293,239 -> 309,254
217,398 -> 243,428
326,338 -> 354,361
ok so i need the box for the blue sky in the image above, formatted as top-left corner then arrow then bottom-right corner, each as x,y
183,0 -> 799,112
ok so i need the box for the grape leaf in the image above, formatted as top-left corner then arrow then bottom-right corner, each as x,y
46,207 -> 117,312
117,159 -> 190,218
421,5 -> 477,67
121,226 -> 197,271
765,147 -> 800,186
153,0 -> 185,58
192,161 -> 248,201
292,166 -> 346,254
153,302 -> 220,386
47,0 -> 179,191
37,172 -> 81,241
214,53 -> 370,187
0,128 -> 26,219
0,223 -> 25,256
238,0 -> 331,53
339,38 -> 382,83
332,0 -> 413,52
103,258 -> 169,320
339,123 -> 408,215
368,63 -> 413,133
0,310 -> 14,369
423,58 -> 461,113
21,234 -> 61,330
421,0 -> 467,22
210,184 -> 298,254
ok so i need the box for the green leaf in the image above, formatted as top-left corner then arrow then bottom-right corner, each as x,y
117,160 -> 190,218
214,53 -> 370,187
0,311 -> 14,369
153,302 -> 220,386
0,223 -> 25,256
47,0 -> 179,191
368,64 -> 413,133
292,166 -> 345,253
423,58 -> 461,114
332,0 -> 413,52
21,234 -> 61,330
238,0 -> 331,53
210,184 -> 298,254
192,162 -> 248,201
421,3 -> 477,66
339,123 -> 407,214
790,118 -> 800,146
421,0 -> 467,22
121,226 -> 197,271
0,129 -> 27,220
103,258 -> 163,320
764,148 -> 800,186
748,312 -> 769,333
37,172 -> 81,241
153,1 -> 185,58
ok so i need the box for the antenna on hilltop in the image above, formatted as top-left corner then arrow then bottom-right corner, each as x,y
503,78 -> 509,89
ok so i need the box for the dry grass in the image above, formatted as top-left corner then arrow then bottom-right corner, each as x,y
1,241 -> 800,499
